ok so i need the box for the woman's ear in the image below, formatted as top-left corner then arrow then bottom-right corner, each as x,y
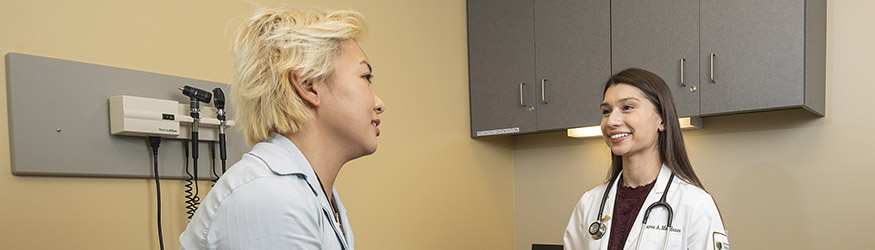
658,118 -> 665,132
290,72 -> 320,107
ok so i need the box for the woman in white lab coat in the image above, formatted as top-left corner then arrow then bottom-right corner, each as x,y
179,8 -> 384,250
564,68 -> 728,250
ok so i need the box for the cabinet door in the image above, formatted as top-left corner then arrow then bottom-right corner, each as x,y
700,0 -> 805,115
468,0 -> 537,137
534,0 -> 611,130
611,0 -> 700,117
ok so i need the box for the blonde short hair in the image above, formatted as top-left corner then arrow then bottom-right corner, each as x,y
231,8 -> 367,146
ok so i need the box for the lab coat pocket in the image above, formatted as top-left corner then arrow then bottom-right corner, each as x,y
636,223 -> 684,250
667,228 -> 684,249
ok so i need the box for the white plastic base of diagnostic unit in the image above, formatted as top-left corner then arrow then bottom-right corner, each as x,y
109,95 -> 235,141
175,104 -> 237,141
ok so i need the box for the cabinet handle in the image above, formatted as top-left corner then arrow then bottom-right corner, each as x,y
680,58 -> 686,87
709,53 -> 716,83
519,82 -> 526,107
541,79 -> 548,104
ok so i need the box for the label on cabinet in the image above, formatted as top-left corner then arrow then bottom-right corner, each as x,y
476,127 -> 520,137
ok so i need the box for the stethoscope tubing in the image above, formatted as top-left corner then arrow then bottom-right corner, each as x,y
589,172 -> 676,249
643,174 -> 675,225
635,174 -> 675,250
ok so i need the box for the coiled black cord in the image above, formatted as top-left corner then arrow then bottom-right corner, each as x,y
183,140 -> 197,220
148,137 -> 165,250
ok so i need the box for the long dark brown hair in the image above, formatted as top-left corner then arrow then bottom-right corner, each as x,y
603,68 -> 705,191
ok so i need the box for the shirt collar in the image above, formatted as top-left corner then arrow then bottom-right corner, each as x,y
260,133 -> 311,174
261,133 -> 342,206
612,164 -> 674,195
254,133 -> 324,198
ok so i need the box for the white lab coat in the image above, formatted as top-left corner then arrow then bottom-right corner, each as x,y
564,165 -> 729,250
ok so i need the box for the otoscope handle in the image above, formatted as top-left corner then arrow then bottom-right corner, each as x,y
219,134 -> 227,161
191,132 -> 199,160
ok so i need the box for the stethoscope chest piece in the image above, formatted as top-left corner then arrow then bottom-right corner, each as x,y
589,221 -> 606,239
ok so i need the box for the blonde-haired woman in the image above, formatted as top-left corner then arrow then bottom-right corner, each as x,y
180,8 -> 384,250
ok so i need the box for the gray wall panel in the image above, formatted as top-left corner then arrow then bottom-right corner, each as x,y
6,53 -> 250,179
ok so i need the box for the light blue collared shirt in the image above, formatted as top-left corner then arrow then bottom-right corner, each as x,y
180,133 -> 354,250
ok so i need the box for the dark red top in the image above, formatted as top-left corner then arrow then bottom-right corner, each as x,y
608,176 -> 656,250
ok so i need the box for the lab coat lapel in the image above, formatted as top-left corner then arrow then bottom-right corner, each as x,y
624,165 -> 673,250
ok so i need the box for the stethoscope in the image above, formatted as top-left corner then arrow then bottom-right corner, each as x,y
589,173 -> 675,250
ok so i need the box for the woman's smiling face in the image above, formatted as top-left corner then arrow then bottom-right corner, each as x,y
600,83 -> 663,157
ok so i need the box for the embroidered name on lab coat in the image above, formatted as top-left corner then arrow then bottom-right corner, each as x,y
645,225 -> 682,233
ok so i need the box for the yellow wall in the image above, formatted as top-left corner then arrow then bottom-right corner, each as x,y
0,0 -> 515,249
513,0 -> 875,249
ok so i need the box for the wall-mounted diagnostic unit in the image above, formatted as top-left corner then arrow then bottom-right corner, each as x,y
109,95 -> 237,140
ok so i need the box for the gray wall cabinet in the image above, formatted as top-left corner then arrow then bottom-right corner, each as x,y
611,0 -> 701,117
700,0 -> 825,116
534,0 -> 611,131
468,0 -> 825,137
468,0 -> 538,137
467,0 -> 610,137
